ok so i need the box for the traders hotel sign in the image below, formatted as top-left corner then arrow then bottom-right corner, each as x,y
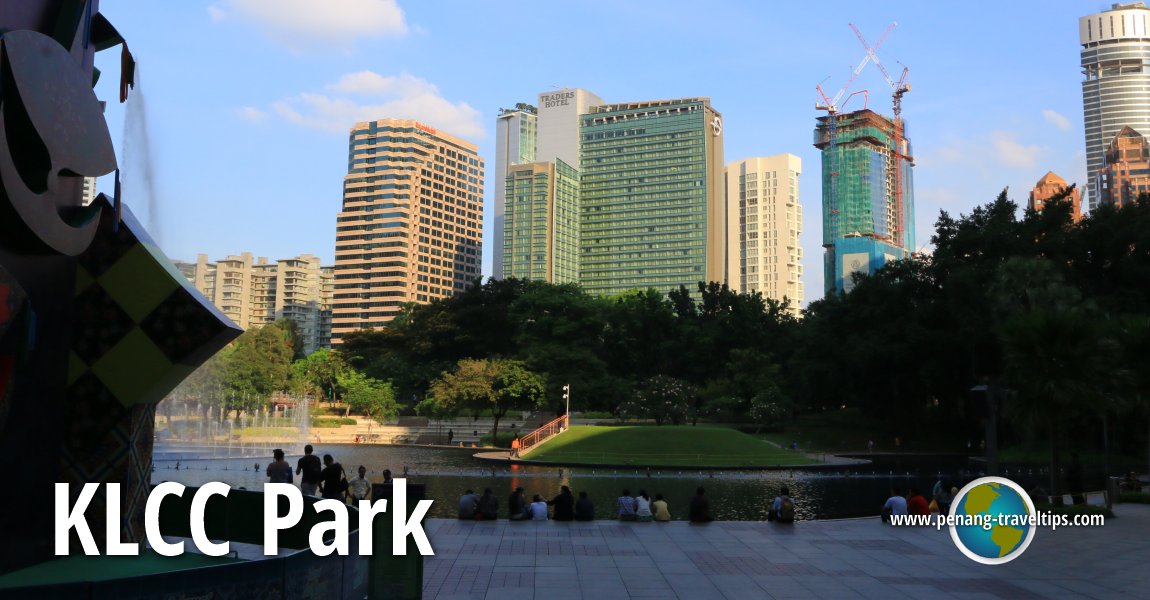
542,91 -> 576,108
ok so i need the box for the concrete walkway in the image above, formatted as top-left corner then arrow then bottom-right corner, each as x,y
421,504 -> 1150,599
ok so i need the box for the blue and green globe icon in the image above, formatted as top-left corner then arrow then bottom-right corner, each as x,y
949,476 -> 1036,564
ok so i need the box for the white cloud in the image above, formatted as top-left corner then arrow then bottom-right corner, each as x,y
236,106 -> 269,123
990,131 -> 1047,169
1042,109 -> 1071,131
209,0 -> 407,51
267,71 -> 484,140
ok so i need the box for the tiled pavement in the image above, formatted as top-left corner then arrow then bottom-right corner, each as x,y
421,504 -> 1150,599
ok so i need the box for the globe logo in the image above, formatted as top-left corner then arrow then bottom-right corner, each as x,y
948,476 -> 1037,564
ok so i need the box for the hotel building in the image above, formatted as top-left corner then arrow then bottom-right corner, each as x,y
331,119 -> 484,344
502,159 -> 580,283
579,98 -> 726,297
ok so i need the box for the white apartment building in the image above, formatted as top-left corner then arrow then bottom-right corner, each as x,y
726,155 -> 803,316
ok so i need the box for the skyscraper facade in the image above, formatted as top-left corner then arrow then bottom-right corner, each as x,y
174,252 -> 334,353
1080,2 -> 1150,210
1098,126 -> 1150,206
1028,171 -> 1083,221
332,119 -> 484,344
502,159 -> 580,283
726,155 -> 803,315
493,107 -> 537,279
536,88 -> 605,168
815,109 -> 915,295
579,98 -> 726,297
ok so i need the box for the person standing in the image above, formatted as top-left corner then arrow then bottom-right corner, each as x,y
511,436 -> 521,458
266,449 -> 293,484
347,465 -> 371,503
319,454 -> 347,501
296,444 -> 322,496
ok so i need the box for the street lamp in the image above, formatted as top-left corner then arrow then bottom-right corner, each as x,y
563,384 -> 570,429
970,383 -> 998,476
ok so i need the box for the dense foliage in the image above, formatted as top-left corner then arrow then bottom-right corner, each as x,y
170,189 -> 1150,486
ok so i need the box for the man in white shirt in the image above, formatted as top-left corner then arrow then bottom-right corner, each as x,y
347,465 -> 371,502
882,488 -> 908,523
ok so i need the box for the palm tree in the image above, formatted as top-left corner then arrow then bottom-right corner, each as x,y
999,308 -> 1113,503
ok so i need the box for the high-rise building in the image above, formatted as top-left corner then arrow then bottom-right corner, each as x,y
174,253 -> 334,353
815,109 -> 915,295
1029,171 -> 1083,220
1080,2 -> 1150,210
493,107 -> 537,279
81,176 -> 98,206
332,118 -> 484,344
275,254 -> 331,356
1098,126 -> 1150,206
502,159 -> 580,283
537,88 -> 605,168
726,155 -> 803,315
579,98 -> 726,297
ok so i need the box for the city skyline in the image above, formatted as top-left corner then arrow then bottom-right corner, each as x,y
94,1 -> 1092,305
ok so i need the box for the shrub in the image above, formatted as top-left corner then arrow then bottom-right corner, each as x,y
1120,492 -> 1150,504
310,417 -> 357,428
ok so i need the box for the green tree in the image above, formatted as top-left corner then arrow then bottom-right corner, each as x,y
338,370 -> 398,423
292,348 -> 346,403
994,257 -> 1115,502
632,375 -> 695,426
429,358 -> 545,441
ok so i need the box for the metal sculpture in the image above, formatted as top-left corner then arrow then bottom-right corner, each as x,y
0,0 -> 241,572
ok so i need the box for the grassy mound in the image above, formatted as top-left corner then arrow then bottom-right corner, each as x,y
524,425 -> 815,467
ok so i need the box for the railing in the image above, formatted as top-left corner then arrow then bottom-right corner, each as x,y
519,414 -> 569,455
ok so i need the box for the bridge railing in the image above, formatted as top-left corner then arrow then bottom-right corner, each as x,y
518,414 -> 568,455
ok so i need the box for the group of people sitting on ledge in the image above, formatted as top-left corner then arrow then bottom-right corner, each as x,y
457,485 -> 799,523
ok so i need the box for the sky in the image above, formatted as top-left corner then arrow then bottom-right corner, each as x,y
93,0 -> 1100,304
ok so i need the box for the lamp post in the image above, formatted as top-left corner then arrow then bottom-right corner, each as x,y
563,384 -> 570,429
970,383 -> 999,476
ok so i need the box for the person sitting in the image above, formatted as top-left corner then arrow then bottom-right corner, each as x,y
549,485 -> 575,521
508,487 -> 527,521
906,487 -> 930,517
689,487 -> 714,523
635,490 -> 653,522
574,491 -> 595,521
477,488 -> 499,520
617,489 -> 637,521
882,488 -> 908,523
529,494 -> 549,521
768,486 -> 796,523
458,489 -> 480,520
652,493 -> 671,522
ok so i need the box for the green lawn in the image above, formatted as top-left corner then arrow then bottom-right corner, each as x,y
758,408 -> 968,454
524,425 -> 816,467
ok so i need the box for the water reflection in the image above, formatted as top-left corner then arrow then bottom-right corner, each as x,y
153,443 -> 1061,521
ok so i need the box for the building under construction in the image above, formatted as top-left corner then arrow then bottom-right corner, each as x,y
814,108 -> 915,295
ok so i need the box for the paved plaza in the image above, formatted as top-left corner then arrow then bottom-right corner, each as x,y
421,504 -> 1149,599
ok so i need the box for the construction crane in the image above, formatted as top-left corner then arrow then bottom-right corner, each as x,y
850,21 -> 911,249
815,26 -> 891,248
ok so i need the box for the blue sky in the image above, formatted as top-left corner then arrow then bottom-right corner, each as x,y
93,0 -> 1095,303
